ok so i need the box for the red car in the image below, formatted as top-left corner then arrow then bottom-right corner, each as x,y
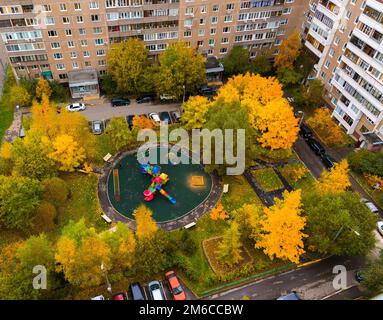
165,271 -> 186,300
113,292 -> 127,300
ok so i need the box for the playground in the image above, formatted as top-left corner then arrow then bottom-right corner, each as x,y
102,146 -> 220,226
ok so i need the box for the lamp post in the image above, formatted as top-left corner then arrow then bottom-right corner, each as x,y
182,85 -> 186,104
101,262 -> 112,294
333,225 -> 360,241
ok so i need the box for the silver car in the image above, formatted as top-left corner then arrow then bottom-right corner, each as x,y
148,281 -> 165,300
66,102 -> 86,112
92,120 -> 103,135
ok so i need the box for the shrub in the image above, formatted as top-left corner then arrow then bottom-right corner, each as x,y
348,149 -> 383,176
42,177 -> 70,207
32,201 -> 57,233
179,231 -> 197,256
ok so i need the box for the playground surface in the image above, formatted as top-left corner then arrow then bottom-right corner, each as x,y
98,145 -> 223,229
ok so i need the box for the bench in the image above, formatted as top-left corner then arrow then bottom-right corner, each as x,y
103,153 -> 112,162
101,214 -> 112,224
184,222 -> 196,229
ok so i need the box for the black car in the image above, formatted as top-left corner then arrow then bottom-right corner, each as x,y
126,115 -> 134,129
136,94 -> 155,104
130,282 -> 145,300
299,123 -> 312,138
111,97 -> 130,107
199,86 -> 217,96
160,111 -> 171,124
355,270 -> 364,283
306,137 -> 325,155
321,154 -> 336,170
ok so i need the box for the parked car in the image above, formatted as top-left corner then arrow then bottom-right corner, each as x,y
320,154 -> 336,170
361,198 -> 379,215
160,94 -> 176,103
148,281 -> 165,300
160,112 -> 171,124
66,102 -> 86,112
111,97 -> 130,107
126,115 -> 134,129
276,292 -> 301,300
355,271 -> 364,283
19,127 -> 26,139
171,111 -> 181,123
113,292 -> 128,300
306,137 -> 325,155
299,123 -> 312,138
91,120 -> 104,135
148,112 -> 161,125
91,295 -> 105,300
199,85 -> 217,97
165,271 -> 186,300
377,221 -> 383,237
136,94 -> 155,104
130,282 -> 145,300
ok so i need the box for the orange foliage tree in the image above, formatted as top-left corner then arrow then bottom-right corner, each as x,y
132,115 -> 155,130
316,159 -> 351,194
134,204 -> 158,241
274,31 -> 302,70
256,190 -> 307,264
210,203 -> 228,221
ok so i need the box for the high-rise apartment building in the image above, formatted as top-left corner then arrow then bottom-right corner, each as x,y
0,0 -> 308,94
304,0 -> 383,150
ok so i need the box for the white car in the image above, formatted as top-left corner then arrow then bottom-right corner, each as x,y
67,102 -> 86,112
361,198 -> 379,215
160,94 -> 176,103
148,281 -> 165,300
91,295 -> 105,300
148,112 -> 161,124
377,221 -> 383,237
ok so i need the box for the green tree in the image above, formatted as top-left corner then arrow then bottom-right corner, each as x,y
251,54 -> 272,75
347,149 -> 383,176
106,117 -> 135,151
303,191 -> 376,256
12,131 -> 57,180
155,42 -> 206,98
0,175 -> 43,230
303,79 -> 324,108
277,68 -> 303,87
216,221 -> 243,267
106,39 -> 152,95
222,46 -> 251,76
42,177 -> 69,207
181,95 -> 211,130
360,250 -> 383,294
233,203 -> 264,242
9,85 -> 31,108
31,201 -> 57,234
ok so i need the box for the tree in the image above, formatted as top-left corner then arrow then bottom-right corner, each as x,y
306,108 -> 345,146
31,201 -> 57,234
12,131 -> 57,180
106,117 -> 135,151
210,203 -> 228,221
256,190 -> 306,264
134,204 -> 158,241
303,191 -> 376,256
35,78 -> 52,101
276,68 -> 303,87
303,79 -> 324,108
274,31 -> 302,70
222,46 -> 251,76
0,141 -> 12,159
233,203 -> 264,242
101,222 -> 136,274
216,221 -> 243,266
316,160 -> 351,194
0,175 -> 43,230
155,42 -> 206,98
42,177 -> 69,206
360,250 -> 383,294
251,54 -> 272,75
47,134 -> 86,172
132,115 -> 155,130
347,149 -> 383,177
30,94 -> 58,140
107,39 -> 152,95
9,85 -> 31,108
181,96 -> 211,130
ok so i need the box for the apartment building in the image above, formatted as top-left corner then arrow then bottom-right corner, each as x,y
0,0 -> 308,98
304,0 -> 383,150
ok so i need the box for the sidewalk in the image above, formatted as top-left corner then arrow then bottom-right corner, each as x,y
2,107 -> 22,143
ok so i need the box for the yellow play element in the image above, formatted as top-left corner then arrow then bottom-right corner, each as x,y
191,176 -> 205,187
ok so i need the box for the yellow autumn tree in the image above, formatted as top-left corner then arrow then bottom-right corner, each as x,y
181,96 -> 211,130
30,94 -> 58,139
48,134 -> 86,172
35,78 -> 52,100
306,108 -> 345,146
233,203 -> 264,241
210,203 -> 228,221
216,73 -> 299,150
132,115 -> 155,130
0,142 -> 12,159
316,159 -> 351,194
364,174 -> 383,191
274,31 -> 302,70
134,204 -> 158,241
216,221 -> 243,267
256,190 -> 307,264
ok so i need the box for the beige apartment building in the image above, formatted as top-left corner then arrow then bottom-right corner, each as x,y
0,0 -> 308,98
304,0 -> 383,150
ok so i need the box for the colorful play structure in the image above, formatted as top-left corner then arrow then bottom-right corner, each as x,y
113,169 -> 121,202
140,164 -> 176,204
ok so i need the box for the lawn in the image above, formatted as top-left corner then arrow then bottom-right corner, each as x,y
352,173 -> 383,209
0,96 -> 14,142
221,175 -> 263,211
251,168 -> 284,192
278,162 -> 316,193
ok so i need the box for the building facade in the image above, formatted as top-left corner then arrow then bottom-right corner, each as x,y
0,0 -> 308,92
304,0 -> 383,149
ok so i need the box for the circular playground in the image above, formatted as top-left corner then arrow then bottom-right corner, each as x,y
98,144 -> 223,230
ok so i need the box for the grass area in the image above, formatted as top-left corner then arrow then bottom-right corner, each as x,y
0,93 -> 14,142
278,162 -> 316,193
352,173 -> 383,209
92,134 -> 116,166
221,175 -> 262,211
251,168 -> 284,192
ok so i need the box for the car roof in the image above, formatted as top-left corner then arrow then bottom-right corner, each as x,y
277,293 -> 301,300
365,202 -> 379,212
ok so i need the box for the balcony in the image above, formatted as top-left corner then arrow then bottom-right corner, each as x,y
317,0 -> 340,20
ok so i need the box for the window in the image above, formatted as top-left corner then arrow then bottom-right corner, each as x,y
221,37 -> 228,44
96,49 -> 105,56
91,14 -> 100,21
48,30 -> 57,37
211,16 -> 218,24
68,41 -> 75,48
209,39 -> 215,46
53,53 -> 63,60
223,26 -> 230,33
72,62 -> 79,69
62,17 -> 70,24
325,60 -> 330,68
200,18 -> 205,25
51,42 -> 60,49
70,52 -> 77,59
77,16 -> 84,23
65,29 -> 72,36
93,27 -> 102,34
74,3 -> 81,10
185,7 -> 193,15
210,28 -> 216,35
59,74 -> 68,80
59,3 -> 67,11
83,51 -> 90,57
220,48 -> 228,54
89,1 -> 99,9
43,5 -> 51,12
56,64 -> 65,70
81,40 -> 88,46
212,4 -> 219,12
85,61 -> 91,67
98,60 -> 106,66
224,15 -> 232,23
79,28 -> 86,35
198,29 -> 205,36
45,17 -> 55,25
226,3 -> 234,10
184,30 -> 192,37
95,38 -> 104,45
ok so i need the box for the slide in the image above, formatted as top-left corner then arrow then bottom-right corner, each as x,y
158,187 -> 176,205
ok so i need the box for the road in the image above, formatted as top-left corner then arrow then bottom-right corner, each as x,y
206,256 -> 365,300
80,100 -> 181,122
